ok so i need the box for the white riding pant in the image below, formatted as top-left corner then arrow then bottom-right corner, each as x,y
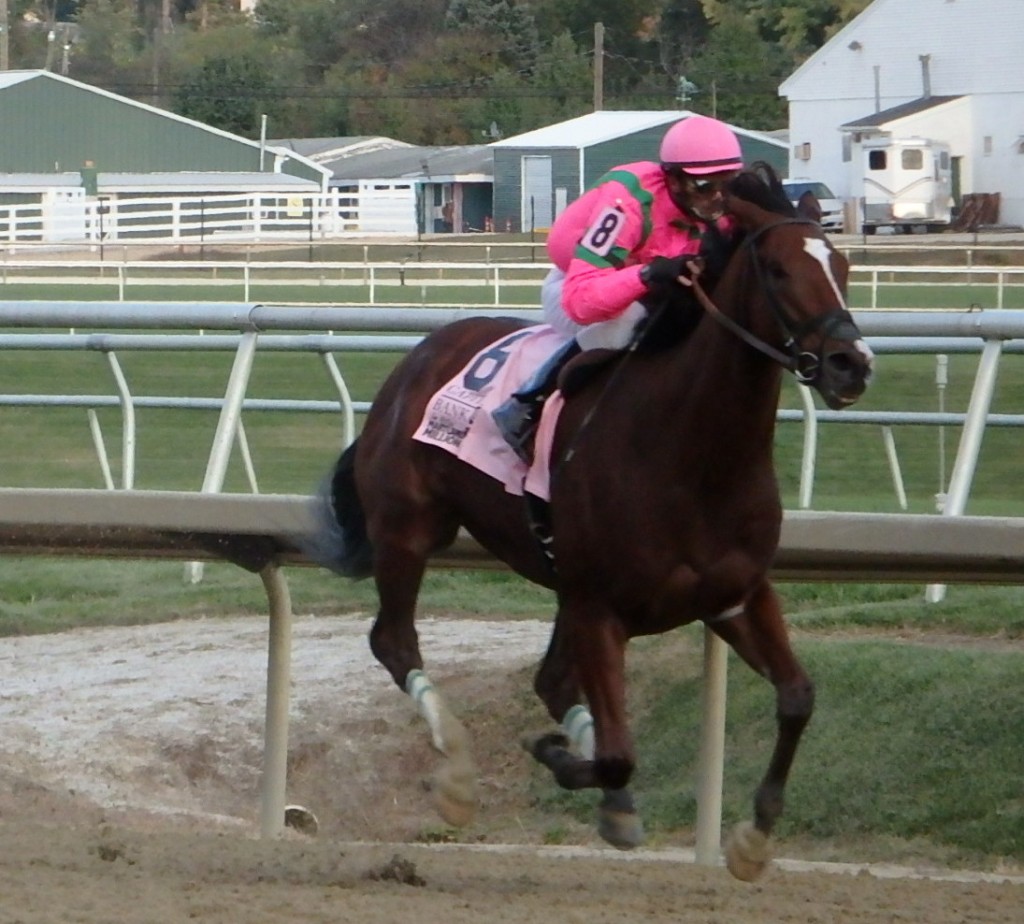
541,267 -> 648,351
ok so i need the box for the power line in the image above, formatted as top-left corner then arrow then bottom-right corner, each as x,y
105,82 -> 598,102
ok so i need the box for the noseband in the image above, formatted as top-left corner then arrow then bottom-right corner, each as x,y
691,218 -> 859,386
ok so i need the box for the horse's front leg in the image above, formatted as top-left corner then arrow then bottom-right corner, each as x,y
707,579 -> 814,881
525,607 -> 644,849
368,532 -> 478,828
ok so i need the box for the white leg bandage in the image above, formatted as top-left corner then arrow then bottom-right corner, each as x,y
562,704 -> 595,760
406,669 -> 447,753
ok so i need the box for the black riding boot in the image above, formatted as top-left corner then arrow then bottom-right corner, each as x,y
491,340 -> 581,462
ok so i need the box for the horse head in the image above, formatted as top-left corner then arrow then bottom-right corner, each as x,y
710,165 -> 874,410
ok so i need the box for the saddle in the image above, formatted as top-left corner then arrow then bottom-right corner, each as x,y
557,348 -> 622,398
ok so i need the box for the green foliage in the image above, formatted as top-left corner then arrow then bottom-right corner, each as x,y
16,0 -> 872,141
446,0 -> 540,72
173,50 -> 275,136
702,0 -> 873,57
685,10 -> 791,127
73,0 -> 145,68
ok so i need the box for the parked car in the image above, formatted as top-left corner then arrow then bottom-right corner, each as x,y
781,180 -> 844,232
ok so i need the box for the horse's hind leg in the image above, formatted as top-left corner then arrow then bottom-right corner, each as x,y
526,609 -> 645,849
707,580 -> 814,881
366,512 -> 478,828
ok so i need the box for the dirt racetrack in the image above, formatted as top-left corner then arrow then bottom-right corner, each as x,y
0,615 -> 1020,924
1,826 -> 1022,924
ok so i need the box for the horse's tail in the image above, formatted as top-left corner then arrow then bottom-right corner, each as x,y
302,440 -> 375,579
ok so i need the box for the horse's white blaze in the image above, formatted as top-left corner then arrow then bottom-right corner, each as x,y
802,237 -> 846,306
854,338 -> 876,365
803,236 -> 876,369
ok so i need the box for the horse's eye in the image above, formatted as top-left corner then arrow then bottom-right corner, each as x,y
767,263 -> 788,281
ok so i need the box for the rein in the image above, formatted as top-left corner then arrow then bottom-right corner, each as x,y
690,275 -> 796,371
690,217 -> 855,384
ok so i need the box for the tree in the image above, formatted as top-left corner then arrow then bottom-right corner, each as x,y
10,0 -> 870,142
654,0 -> 713,77
445,0 -> 540,72
701,0 -> 871,57
172,52 -> 274,136
255,0 -> 448,77
685,10 -> 790,128
70,0 -> 147,84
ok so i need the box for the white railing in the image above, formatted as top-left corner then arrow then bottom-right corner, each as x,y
3,258 -> 1024,310
0,258 -> 548,305
849,264 -> 1024,309
0,190 -> 418,244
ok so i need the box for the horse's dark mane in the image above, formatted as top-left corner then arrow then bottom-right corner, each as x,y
728,161 -> 797,218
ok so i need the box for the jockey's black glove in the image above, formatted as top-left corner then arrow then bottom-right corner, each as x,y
640,255 -> 698,289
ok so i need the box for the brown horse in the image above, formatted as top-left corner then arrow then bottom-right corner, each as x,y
309,165 -> 874,879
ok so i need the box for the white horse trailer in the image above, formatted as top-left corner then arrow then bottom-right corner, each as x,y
860,137 -> 953,234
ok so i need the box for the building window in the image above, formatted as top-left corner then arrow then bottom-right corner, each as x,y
868,149 -> 887,170
794,142 -> 811,161
902,149 -> 924,170
983,135 -> 993,155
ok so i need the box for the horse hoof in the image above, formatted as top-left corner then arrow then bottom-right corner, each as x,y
725,821 -> 771,882
597,807 -> 645,850
520,731 -> 570,758
283,804 -> 319,837
430,759 -> 478,828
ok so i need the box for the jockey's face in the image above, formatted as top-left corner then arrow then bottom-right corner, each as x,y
665,168 -> 740,222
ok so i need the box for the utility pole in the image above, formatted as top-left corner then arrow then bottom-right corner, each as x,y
0,0 -> 9,72
593,22 -> 604,112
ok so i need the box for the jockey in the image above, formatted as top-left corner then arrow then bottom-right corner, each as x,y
492,114 -> 745,462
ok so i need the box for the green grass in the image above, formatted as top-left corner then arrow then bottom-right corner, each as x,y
633,635 -> 1024,864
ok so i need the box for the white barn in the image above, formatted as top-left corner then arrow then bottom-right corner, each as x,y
779,0 -> 1024,229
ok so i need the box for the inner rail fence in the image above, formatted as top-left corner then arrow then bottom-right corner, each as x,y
1,302 -> 1023,528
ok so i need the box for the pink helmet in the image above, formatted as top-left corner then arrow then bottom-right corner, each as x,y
659,115 -> 743,175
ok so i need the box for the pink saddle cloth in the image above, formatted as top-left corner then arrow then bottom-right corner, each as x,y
412,324 -> 569,501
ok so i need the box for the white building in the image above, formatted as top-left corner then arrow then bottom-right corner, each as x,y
779,0 -> 1024,229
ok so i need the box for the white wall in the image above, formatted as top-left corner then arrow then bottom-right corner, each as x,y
966,95 -> 1024,224
780,0 -> 1024,224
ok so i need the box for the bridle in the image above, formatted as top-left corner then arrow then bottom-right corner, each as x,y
690,218 -> 860,386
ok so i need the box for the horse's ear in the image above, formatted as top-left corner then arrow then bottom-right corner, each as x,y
796,190 -> 823,224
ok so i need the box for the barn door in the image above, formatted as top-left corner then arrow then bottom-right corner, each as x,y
522,155 -> 553,232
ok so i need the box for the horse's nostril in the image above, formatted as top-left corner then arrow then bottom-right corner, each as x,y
826,352 -> 854,373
